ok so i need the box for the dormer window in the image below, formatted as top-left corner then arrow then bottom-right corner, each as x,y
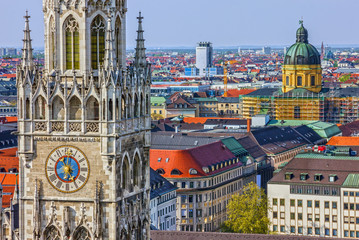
189,168 -> 198,175
314,174 -> 322,181
300,173 -> 308,181
202,167 -> 209,173
285,172 -> 293,180
156,168 -> 165,175
171,169 -> 182,175
329,174 -> 337,182
158,158 -> 161,162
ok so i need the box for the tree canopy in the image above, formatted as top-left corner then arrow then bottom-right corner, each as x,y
224,182 -> 270,234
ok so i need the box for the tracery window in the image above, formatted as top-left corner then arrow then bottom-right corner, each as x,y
64,16 -> 80,70
115,17 -> 122,65
49,16 -> 56,70
91,16 -> 105,69
73,227 -> 91,240
44,226 -> 61,240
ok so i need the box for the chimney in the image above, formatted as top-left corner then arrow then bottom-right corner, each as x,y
247,118 -> 251,133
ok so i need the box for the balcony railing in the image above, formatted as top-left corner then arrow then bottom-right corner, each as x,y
51,121 -> 65,132
86,121 -> 99,133
69,121 -> 81,132
34,121 -> 47,132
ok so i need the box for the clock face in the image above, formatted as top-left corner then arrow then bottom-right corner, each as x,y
45,146 -> 90,193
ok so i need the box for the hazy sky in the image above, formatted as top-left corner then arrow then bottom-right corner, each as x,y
1,0 -> 358,48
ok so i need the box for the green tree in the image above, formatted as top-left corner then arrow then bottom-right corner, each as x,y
224,182 -> 270,234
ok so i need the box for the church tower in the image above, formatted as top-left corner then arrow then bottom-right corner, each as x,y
16,0 -> 152,239
282,21 -> 322,93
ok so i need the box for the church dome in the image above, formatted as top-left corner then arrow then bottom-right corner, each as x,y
284,22 -> 321,65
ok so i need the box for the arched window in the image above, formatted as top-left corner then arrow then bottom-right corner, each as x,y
25,98 -> 30,119
121,95 -> 126,119
64,16 -> 80,70
69,96 -> 82,120
156,168 -> 165,175
134,94 -> 139,118
35,96 -> 47,120
73,226 -> 91,240
297,76 -> 302,86
133,154 -> 141,186
49,16 -> 56,70
127,94 -> 132,118
122,157 -> 129,190
116,98 -> 119,120
140,94 -> 144,116
294,106 -> 301,119
102,99 -> 106,120
171,169 -> 182,175
91,15 -> 105,70
44,226 -> 61,240
115,17 -> 122,65
109,99 -> 113,121
85,96 -> 99,120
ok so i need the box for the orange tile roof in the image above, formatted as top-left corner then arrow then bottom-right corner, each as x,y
183,117 -> 241,124
327,136 -> 359,146
223,89 -> 256,97
5,116 -> 17,123
0,173 -> 18,208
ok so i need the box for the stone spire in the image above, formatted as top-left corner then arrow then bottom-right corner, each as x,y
134,12 -> 146,68
22,11 -> 34,69
103,17 -> 116,69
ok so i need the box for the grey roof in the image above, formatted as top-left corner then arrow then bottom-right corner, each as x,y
150,168 -> 177,200
204,119 -> 247,126
294,125 -> 323,144
244,88 -> 278,97
151,133 -> 224,150
217,97 -> 240,103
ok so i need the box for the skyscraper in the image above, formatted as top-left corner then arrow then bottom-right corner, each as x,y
196,42 -> 213,76
16,1 -> 151,239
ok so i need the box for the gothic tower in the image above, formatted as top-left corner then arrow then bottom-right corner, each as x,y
16,0 -> 152,239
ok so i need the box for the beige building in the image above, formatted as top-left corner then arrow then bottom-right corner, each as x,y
16,1 -> 151,239
268,151 -> 359,238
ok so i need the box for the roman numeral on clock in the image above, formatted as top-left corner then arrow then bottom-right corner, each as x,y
78,175 -> 86,182
49,174 -> 57,182
80,168 -> 88,172
47,166 -> 54,171
66,184 -> 69,191
56,181 -> 63,189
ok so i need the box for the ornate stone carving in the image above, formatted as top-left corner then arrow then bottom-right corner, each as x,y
86,122 -> 99,132
33,179 -> 41,240
51,121 -> 64,132
69,122 -> 81,132
34,121 -> 47,132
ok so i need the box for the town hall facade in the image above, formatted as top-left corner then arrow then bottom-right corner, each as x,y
16,0 -> 151,239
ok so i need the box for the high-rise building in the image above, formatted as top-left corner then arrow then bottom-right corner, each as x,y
16,0 -> 152,239
196,42 -> 213,76
263,46 -> 271,55
0,48 -> 6,56
6,48 -> 17,56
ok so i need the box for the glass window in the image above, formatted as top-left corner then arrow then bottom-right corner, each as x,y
308,227 -> 312,235
273,212 -> 278,218
290,199 -> 295,206
280,226 -> 285,232
286,76 -> 289,85
273,225 -> 278,232
298,200 -> 303,207
188,209 -> 193,218
333,215 -> 337,222
298,213 -> 302,220
344,191 -> 349,196
91,16 -> 105,69
315,201 -> 320,208
297,76 -> 302,86
350,203 -> 355,210
182,182 -> 186,188
333,229 -> 337,236
325,201 -> 329,208
280,212 -> 285,219
308,214 -> 312,221
273,198 -> 278,205
351,231 -> 355,238
314,227 -> 320,235
344,203 -> 348,209
332,202 -> 337,209
181,195 -> 187,203
65,17 -> 80,70
350,191 -> 355,196
290,213 -> 295,220
325,215 -> 329,222
280,199 -> 285,206
344,231 -> 349,237
290,226 -> 295,233
188,195 -> 193,203
311,76 -> 315,86
325,228 -> 329,236
189,182 -> 194,188
307,200 -> 312,207
298,227 -> 303,234
315,214 -> 320,222
181,209 -> 186,218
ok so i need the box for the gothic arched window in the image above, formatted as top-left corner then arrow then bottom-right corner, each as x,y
91,15 -> 105,69
127,94 -> 132,118
64,16 -> 80,70
73,226 -> 91,240
52,96 -> 64,120
122,156 -> 129,190
140,94 -> 144,116
25,98 -> 30,120
116,98 -> 119,120
69,96 -> 82,120
85,96 -> 99,120
35,96 -> 47,120
44,226 -> 61,240
115,17 -> 122,65
133,154 -> 140,186
134,94 -> 139,118
121,95 -> 126,119
109,99 -> 113,121
19,98 -> 23,119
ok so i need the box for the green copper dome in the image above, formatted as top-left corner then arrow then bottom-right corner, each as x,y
284,21 -> 321,65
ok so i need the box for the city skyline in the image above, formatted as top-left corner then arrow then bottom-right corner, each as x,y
0,0 -> 359,48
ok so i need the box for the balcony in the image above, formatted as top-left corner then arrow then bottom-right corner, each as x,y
34,120 -> 47,132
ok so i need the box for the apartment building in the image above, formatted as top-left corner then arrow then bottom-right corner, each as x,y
268,149 -> 359,238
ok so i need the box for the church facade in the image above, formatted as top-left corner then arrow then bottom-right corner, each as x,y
16,0 -> 151,239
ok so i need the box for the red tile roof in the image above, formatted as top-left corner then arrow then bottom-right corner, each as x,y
183,117 -> 241,124
224,89 -> 256,97
150,141 -> 239,179
0,173 -> 18,208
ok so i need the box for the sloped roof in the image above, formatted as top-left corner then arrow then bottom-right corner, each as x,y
150,141 -> 239,179
150,168 -> 177,200
237,135 -> 266,160
0,173 -> 18,208
327,136 -> 359,146
221,137 -> 248,156
294,125 -> 323,144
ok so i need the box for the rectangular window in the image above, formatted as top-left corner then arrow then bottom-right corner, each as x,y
300,173 -> 307,180
280,199 -> 285,206
332,202 -> 337,209
351,231 -> 355,238
344,191 -> 349,196
315,228 -> 320,235
333,229 -> 337,236
273,212 -> 278,218
280,226 -> 285,232
350,203 -> 355,210
290,226 -> 295,233
344,231 -> 349,237
298,200 -> 302,207
188,209 -> 193,218
325,228 -> 330,236
315,214 -> 320,222
280,212 -> 285,219
189,182 -> 194,188
298,227 -> 303,234
307,200 -> 312,207
298,213 -> 303,220
308,227 -> 312,235
315,201 -> 320,208
297,76 -> 302,86
308,214 -> 312,221
181,195 -> 187,203
325,215 -> 329,222
182,182 -> 186,188
311,76 -> 315,86
188,195 -> 193,203
273,225 -> 278,232
290,213 -> 295,220
332,215 -> 337,222
286,76 -> 289,85
181,209 -> 186,218
344,203 -> 348,210
325,201 -> 329,208
290,199 -> 295,207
